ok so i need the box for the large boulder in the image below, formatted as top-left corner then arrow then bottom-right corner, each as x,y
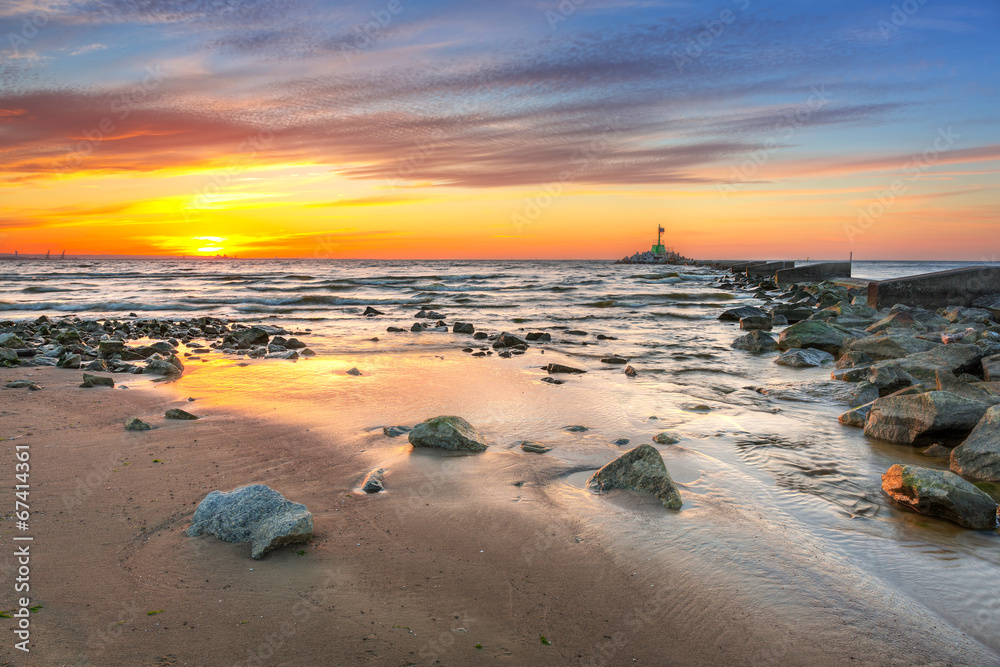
453,322 -> 475,334
144,359 -> 182,376
408,416 -> 488,452
881,464 -> 997,529
0,333 -> 26,348
778,321 -> 852,355
731,330 -> 778,352
770,304 -> 815,323
718,305 -> 766,322
587,444 -> 682,510
950,406 -> 1000,481
839,385 -> 924,427
848,335 -> 939,361
186,485 -> 313,559
0,348 -> 20,368
866,311 -> 916,334
80,373 -> 114,388
983,355 -> 1000,382
898,344 -> 984,377
935,371 -> 999,405
863,391 -> 989,444
57,353 -> 82,369
774,348 -> 835,367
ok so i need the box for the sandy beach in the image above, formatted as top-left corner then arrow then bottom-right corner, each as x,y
2,346 -> 998,666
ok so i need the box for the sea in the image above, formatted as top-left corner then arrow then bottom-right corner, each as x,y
1,257 -> 999,655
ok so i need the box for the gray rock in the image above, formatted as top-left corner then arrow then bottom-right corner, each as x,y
361,468 -> 386,493
408,416 -> 488,452
57,353 -> 82,369
186,485 -> 313,559
778,320 -> 852,356
546,363 -> 586,374
587,444 -> 682,510
520,441 -> 552,454
0,333 -> 25,348
935,370 -> 999,404
864,391 -> 989,444
718,305 -> 766,322
881,464 -> 997,529
770,304 -> 815,323
624,365 -> 637,377
564,425 -> 589,432
5,380 -> 40,390
525,332 -> 551,342
774,348 -> 835,367
265,350 -> 299,360
144,359 -> 182,376
284,338 -> 307,349
731,330 -> 778,353
84,359 -> 109,372
867,311 -> 917,334
739,316 -> 772,331
838,385 -> 924,427
848,381 -> 880,407
165,408 -> 199,420
493,332 -> 526,348
983,354 -> 1000,382
362,306 -> 384,316
540,376 -> 564,384
600,356 -> 628,364
382,425 -> 411,437
923,444 -> 952,458
453,322 -> 475,334
836,350 -> 873,369
98,339 -> 125,358
652,432 -> 680,445
346,367 -> 362,376
125,417 -> 152,431
868,364 -> 918,394
0,348 -> 20,368
848,335 -> 939,361
950,405 -> 1000,481
80,373 -> 114,388
895,344 -> 984,378
223,327 -> 270,349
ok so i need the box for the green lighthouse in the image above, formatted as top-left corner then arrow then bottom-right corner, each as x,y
650,225 -> 666,255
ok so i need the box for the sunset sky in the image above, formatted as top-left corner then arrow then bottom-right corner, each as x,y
1,0 -> 998,259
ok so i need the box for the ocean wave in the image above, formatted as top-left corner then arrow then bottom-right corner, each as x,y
22,286 -> 75,293
0,300 -> 211,312
630,272 -> 680,280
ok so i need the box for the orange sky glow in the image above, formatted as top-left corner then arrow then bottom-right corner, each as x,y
1,1 -> 998,260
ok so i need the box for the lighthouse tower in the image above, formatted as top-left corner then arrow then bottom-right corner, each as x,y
650,225 -> 666,255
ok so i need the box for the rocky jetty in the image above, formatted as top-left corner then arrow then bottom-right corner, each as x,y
186,485 -> 314,559
587,444 -> 682,509
720,265 -> 1000,533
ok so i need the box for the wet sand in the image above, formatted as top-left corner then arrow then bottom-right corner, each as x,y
1,359 -> 998,666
